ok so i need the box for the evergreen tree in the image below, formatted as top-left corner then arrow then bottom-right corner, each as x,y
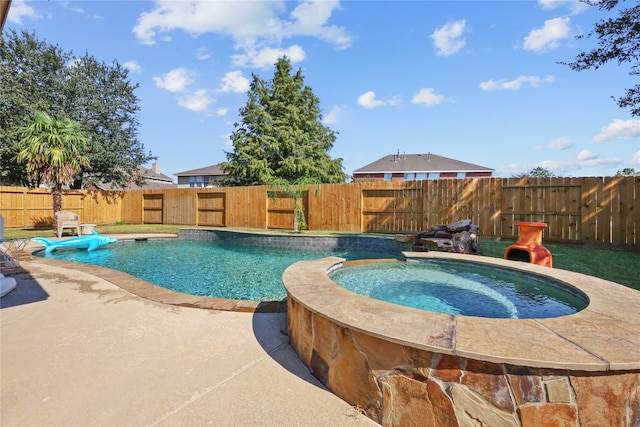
224,57 -> 346,186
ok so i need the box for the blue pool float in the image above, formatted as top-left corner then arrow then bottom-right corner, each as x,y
33,231 -> 118,253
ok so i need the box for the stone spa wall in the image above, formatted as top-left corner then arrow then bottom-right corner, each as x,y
179,228 -> 409,254
284,255 -> 640,427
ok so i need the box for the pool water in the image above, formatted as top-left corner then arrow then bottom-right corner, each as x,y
35,239 -> 394,301
329,260 -> 588,319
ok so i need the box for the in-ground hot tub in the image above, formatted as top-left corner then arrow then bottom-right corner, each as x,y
284,251 -> 640,426
328,258 -> 588,319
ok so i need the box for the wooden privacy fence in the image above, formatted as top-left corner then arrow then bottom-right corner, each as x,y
0,186 -> 124,229
1,176 -> 638,248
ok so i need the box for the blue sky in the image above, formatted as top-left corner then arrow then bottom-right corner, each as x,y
6,0 -> 640,179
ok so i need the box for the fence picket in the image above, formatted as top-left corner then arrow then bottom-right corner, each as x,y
1,177 -> 637,248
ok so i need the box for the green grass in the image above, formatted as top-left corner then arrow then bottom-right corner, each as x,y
4,224 -> 639,291
3,224 -> 182,238
480,239 -> 639,291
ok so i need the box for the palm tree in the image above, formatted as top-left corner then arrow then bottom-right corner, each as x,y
268,176 -> 320,232
16,111 -> 89,222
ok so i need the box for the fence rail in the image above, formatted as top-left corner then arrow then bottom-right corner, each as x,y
1,176 -> 638,248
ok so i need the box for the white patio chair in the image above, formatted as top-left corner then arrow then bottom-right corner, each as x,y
55,211 -> 81,238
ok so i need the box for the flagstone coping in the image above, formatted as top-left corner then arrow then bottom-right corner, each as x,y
283,252 -> 640,371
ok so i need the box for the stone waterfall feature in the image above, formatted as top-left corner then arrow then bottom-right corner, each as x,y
411,219 -> 480,254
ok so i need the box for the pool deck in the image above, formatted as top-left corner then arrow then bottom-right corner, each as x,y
1,235 -> 377,426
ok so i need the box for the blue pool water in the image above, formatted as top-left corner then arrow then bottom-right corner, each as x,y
35,239 -> 394,301
330,260 -> 588,319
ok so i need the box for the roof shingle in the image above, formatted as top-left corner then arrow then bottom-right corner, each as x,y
174,164 -> 227,177
353,153 -> 493,174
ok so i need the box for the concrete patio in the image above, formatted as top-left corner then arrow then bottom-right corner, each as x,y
1,250 -> 377,426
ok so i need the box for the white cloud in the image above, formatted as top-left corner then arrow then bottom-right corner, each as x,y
153,68 -> 193,92
592,119 -> 640,143
284,0 -> 352,49
357,91 -> 386,109
195,47 -> 211,60
218,71 -> 250,93
430,19 -> 467,57
630,151 -> 640,168
480,75 -> 555,91
499,150 -> 622,176
216,108 -> 228,116
495,163 -> 528,177
577,156 -> 622,169
221,133 -> 234,151
411,88 -> 445,107
178,89 -> 213,112
538,0 -> 588,14
577,149 -> 597,160
231,44 -> 306,69
323,105 -> 343,125
538,0 -> 562,9
536,159 -> 572,174
7,0 -> 41,24
122,61 -> 142,73
537,152 -> 621,175
61,1 -> 92,17
133,1 -> 351,52
133,1 -> 280,45
523,17 -> 572,53
535,136 -> 573,150
387,96 -> 402,107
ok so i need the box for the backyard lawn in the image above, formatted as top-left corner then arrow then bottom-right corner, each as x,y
3,224 -> 639,291
480,239 -> 639,291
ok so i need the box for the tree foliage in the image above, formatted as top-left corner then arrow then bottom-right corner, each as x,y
268,176 -> 320,232
514,167 -> 557,178
615,167 -> 636,176
564,0 -> 640,116
223,57 -> 346,186
0,29 -> 154,188
16,111 -> 89,214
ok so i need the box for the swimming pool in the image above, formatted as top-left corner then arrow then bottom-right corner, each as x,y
329,259 -> 588,318
34,238 -> 397,301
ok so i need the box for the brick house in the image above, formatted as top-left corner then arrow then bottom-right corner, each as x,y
352,153 -> 493,182
84,163 -> 176,190
174,163 -> 227,188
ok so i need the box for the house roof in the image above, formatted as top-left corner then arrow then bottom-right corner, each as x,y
121,180 -> 177,190
174,163 -> 227,177
86,179 -> 177,191
353,153 -> 494,174
87,164 -> 177,191
138,165 -> 174,183
120,164 -> 175,189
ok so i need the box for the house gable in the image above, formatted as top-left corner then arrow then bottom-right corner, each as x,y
175,163 -> 228,188
353,153 -> 493,181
